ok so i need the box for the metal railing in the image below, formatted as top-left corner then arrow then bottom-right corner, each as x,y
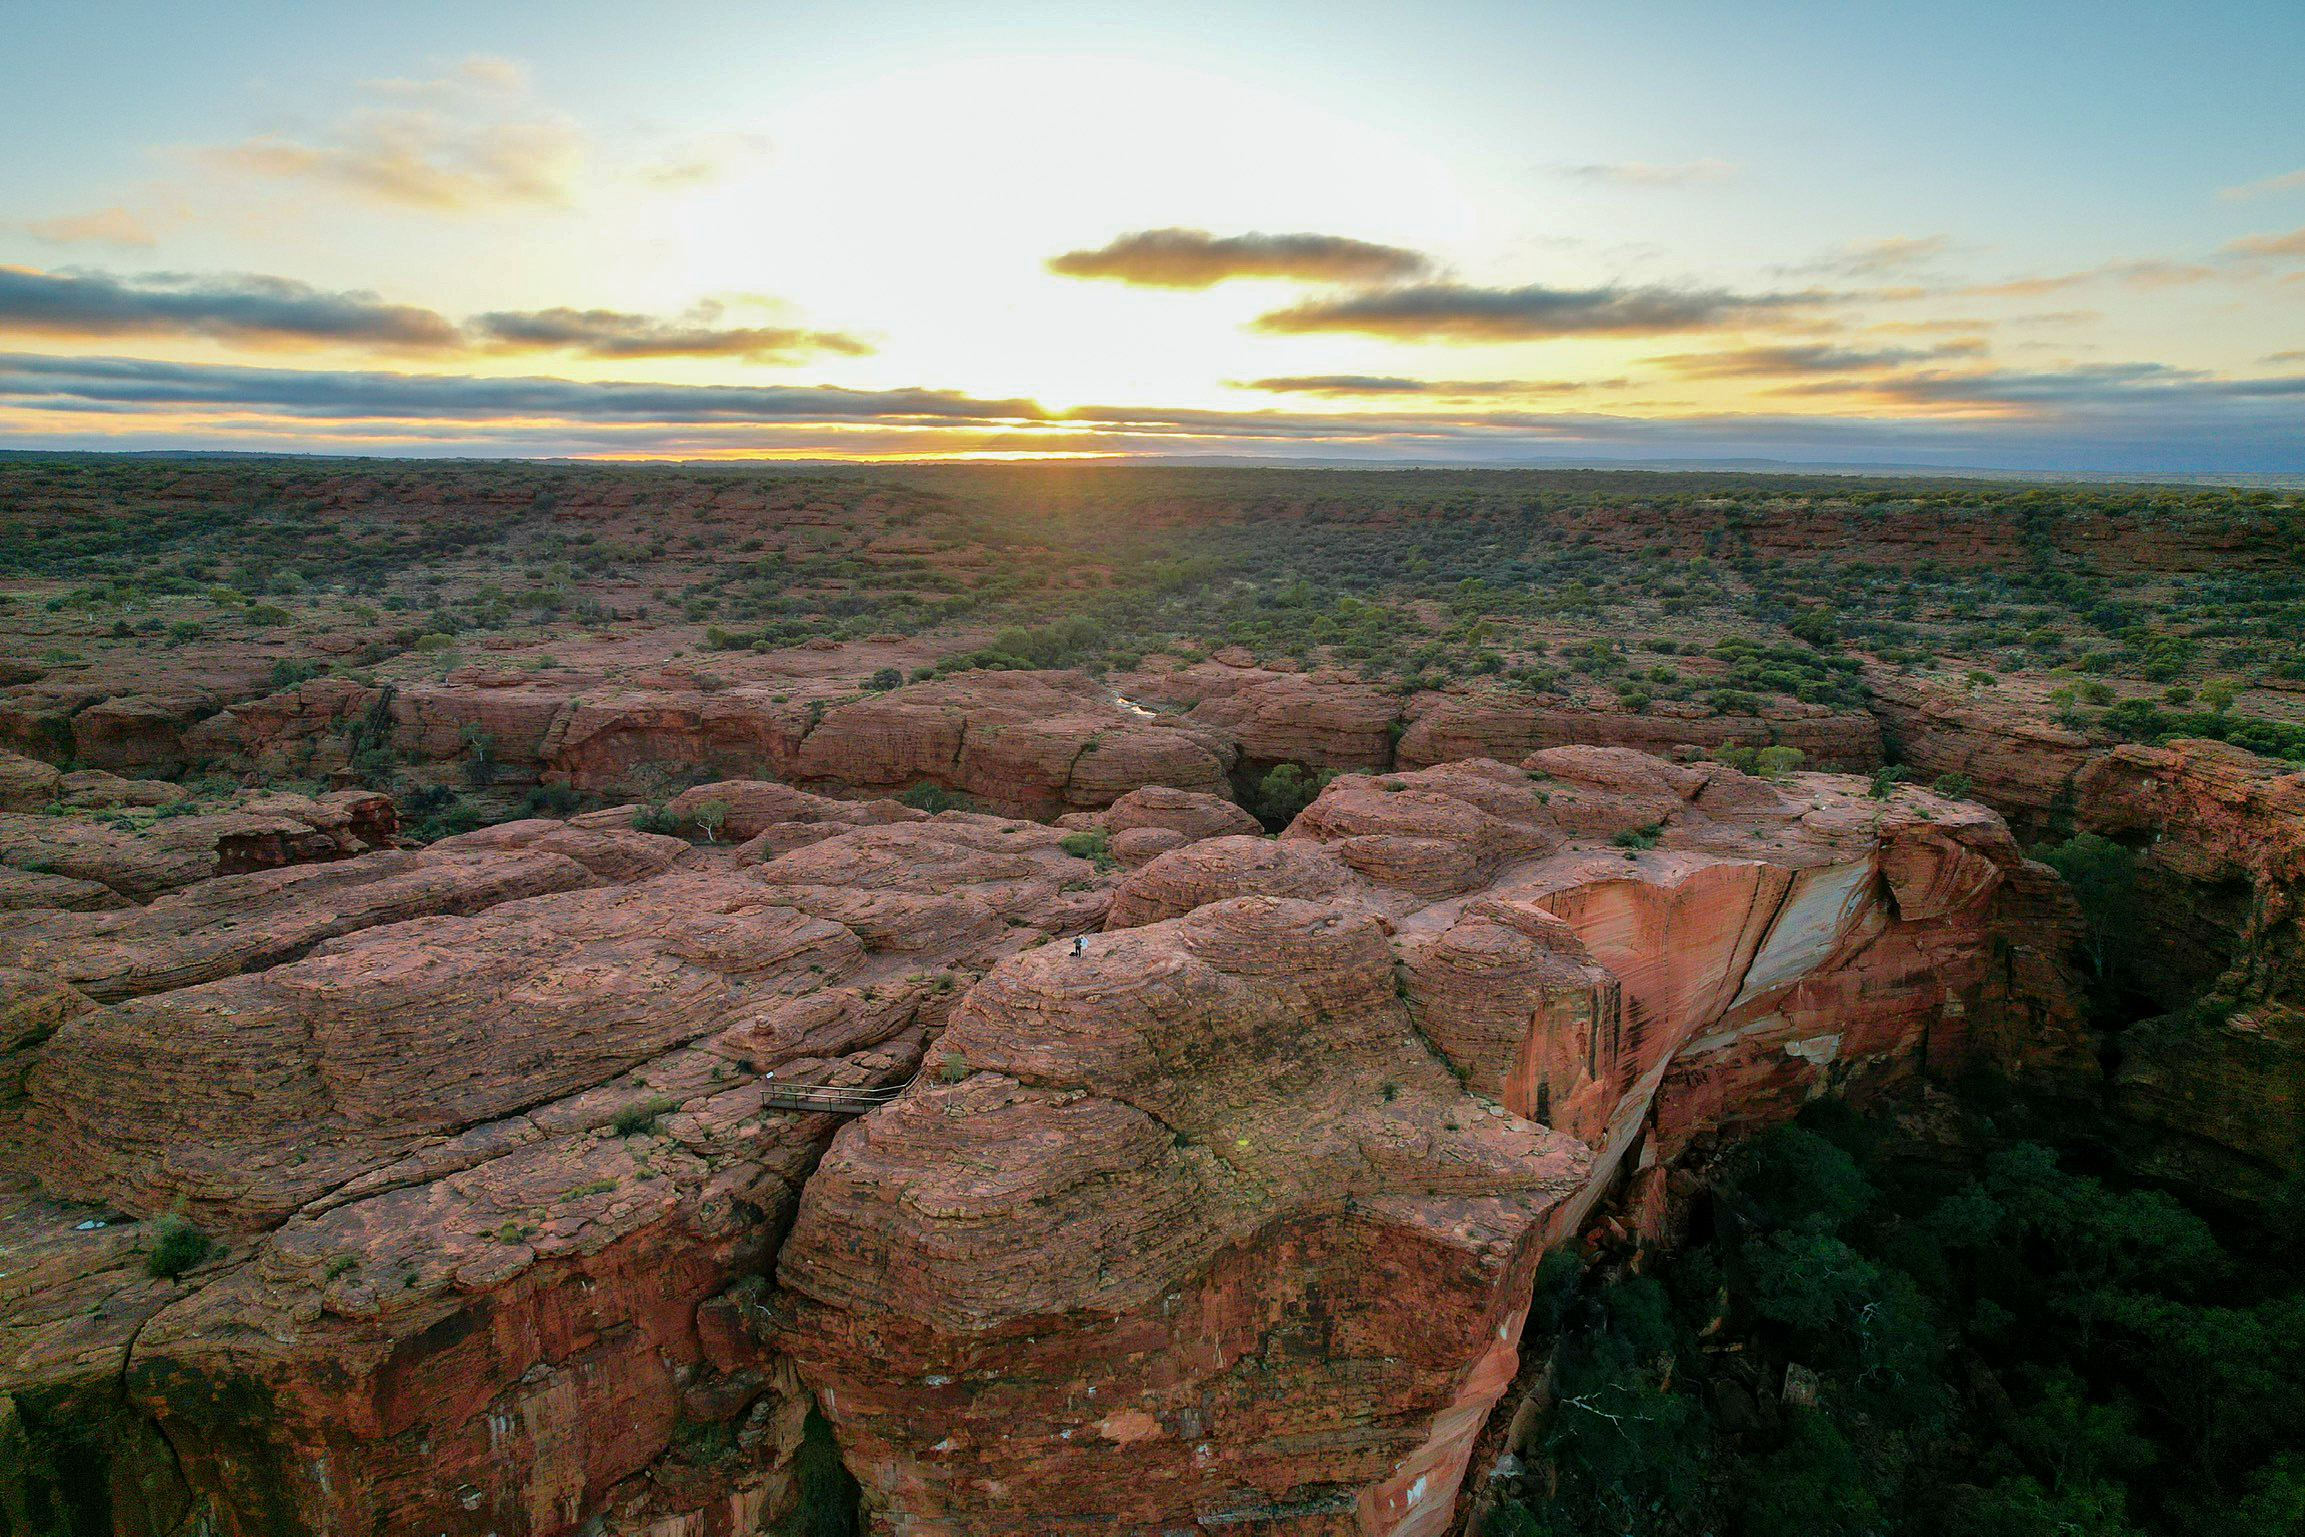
758,1070 -> 921,1115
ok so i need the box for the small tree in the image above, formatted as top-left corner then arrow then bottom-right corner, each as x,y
865,667 -> 904,692
2039,833 -> 2138,982
2201,678 -> 2241,714
1253,763 -> 1333,828
1754,745 -> 1806,779
692,799 -> 732,843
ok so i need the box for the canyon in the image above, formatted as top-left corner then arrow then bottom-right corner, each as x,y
2,464 -> 2299,1535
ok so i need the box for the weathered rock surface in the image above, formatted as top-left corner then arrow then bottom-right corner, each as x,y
194,672 -> 1243,819
426,818 -> 693,882
1123,660 -> 1403,772
2075,741 -> 2305,1192
0,866 -> 130,911
1398,691 -> 1883,774
0,847 -> 598,1004
1096,783 -> 1265,843
0,747 -> 64,810
0,788 -> 396,903
1864,668 -> 2100,837
6,808 -> 1121,1537
780,898 -> 1589,1537
778,749 -> 2086,1534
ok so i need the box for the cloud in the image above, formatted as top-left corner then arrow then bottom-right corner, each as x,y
0,266 -> 459,348
197,56 -> 582,212
634,132 -> 773,190
2106,259 -> 2216,287
0,266 -> 866,361
0,352 -> 1039,424
1777,361 -> 2225,408
2,352 -> 2299,472
1556,160 -> 1734,187
1808,235 -> 1951,276
1046,228 -> 1431,287
1251,282 -> 1827,342
2223,226 -> 2305,259
469,305 -> 869,361
15,207 -> 160,250
0,266 -> 866,362
1650,341 -> 1986,379
1232,375 -> 1604,397
2220,168 -> 2305,202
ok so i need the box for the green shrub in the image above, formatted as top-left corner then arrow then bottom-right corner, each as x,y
786,1403 -> 861,1536
865,666 -> 903,691
1058,828 -> 1114,871
897,781 -> 972,813
613,1094 -> 680,1137
1611,821 -> 1664,850
1754,745 -> 1806,778
146,1213 -> 214,1279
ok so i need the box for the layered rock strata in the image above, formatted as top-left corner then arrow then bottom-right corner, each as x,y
2,808 -> 1134,1536
2074,741 -> 2305,1192
774,747 -> 2087,1534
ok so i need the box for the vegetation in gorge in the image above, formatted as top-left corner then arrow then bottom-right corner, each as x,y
1487,1096 -> 2305,1537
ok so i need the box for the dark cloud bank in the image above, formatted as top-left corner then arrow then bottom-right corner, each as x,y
4,351 -> 2300,473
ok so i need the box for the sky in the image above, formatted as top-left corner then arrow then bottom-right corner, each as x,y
1,0 -> 2302,471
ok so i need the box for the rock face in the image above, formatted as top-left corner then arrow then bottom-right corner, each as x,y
0,847 -> 600,1003
2074,741 -> 2305,1192
775,748 -> 2086,1534
1864,668 -> 2099,837
1123,660 -> 1404,772
779,898 -> 1590,1537
0,788 -> 395,903
191,672 -> 1241,819
0,681 -> 2092,1537
5,811 -> 1121,1537
1397,693 -> 1883,774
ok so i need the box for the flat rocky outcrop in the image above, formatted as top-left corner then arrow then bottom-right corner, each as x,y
0,726 -> 2093,1537
774,747 -> 2090,1534
1863,667 -> 2100,837
0,788 -> 396,903
2,808 -> 1146,1536
1398,691 -> 1883,773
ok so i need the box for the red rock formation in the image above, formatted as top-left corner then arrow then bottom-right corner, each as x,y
0,847 -> 597,1004
1398,692 -> 1882,773
7,809 -> 1121,1537
780,751 -> 2085,1534
779,897 -> 1590,1537
1097,784 -> 1264,843
1123,660 -> 1403,771
1863,668 -> 2099,836
0,664 -> 2092,1537
783,673 -> 1234,817
68,690 -> 220,772
2074,741 -> 2305,1191
0,788 -> 395,902
0,748 -> 63,810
